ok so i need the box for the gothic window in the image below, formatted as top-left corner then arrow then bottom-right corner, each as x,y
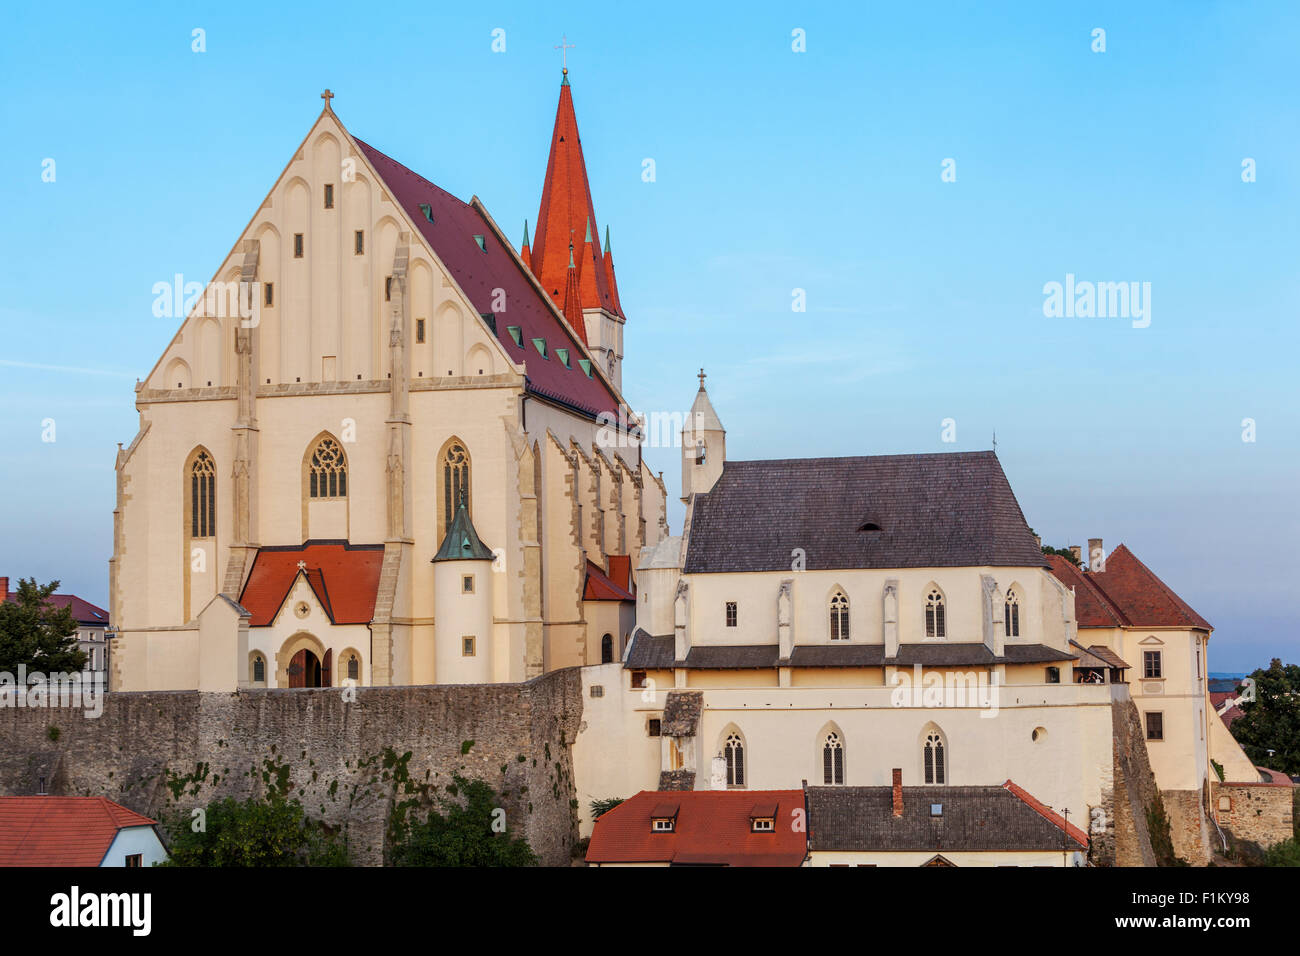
923,729 -> 946,784
601,634 -> 614,664
251,654 -> 265,685
823,732 -> 844,785
830,590 -> 850,641
725,602 -> 737,627
441,440 -> 471,540
346,653 -> 359,681
724,732 -> 745,788
1004,588 -> 1020,638
925,588 -> 946,638
190,451 -> 216,538
309,437 -> 347,499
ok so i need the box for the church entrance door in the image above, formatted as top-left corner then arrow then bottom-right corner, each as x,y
288,648 -> 323,688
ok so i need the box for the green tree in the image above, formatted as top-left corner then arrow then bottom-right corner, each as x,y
0,578 -> 87,675
389,775 -> 538,866
1262,838 -> 1300,867
590,796 -> 624,819
1030,530 -> 1080,566
1231,659 -> 1300,776
162,795 -> 349,867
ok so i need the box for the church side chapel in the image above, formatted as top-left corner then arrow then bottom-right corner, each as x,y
109,71 -> 666,692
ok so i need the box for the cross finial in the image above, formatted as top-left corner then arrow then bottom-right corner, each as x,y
698,368 -> 707,390
992,429 -> 997,453
297,560 -> 307,571
321,89 -> 334,110
555,34 -> 575,74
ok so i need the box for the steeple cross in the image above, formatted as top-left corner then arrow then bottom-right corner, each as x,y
698,368 -> 707,389
555,34 -> 575,73
297,560 -> 307,571
320,89 -> 334,108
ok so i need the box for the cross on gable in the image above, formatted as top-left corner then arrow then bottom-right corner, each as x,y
320,89 -> 334,109
297,560 -> 307,571
698,368 -> 707,389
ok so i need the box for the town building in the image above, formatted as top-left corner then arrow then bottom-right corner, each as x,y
0,796 -> 167,867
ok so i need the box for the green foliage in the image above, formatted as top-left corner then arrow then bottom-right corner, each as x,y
46,726 -> 60,742
1146,800 -> 1187,867
1210,759 -> 1224,782
389,774 -> 537,867
162,794 -> 349,867
589,797 -> 624,819
460,740 -> 475,755
1230,659 -> 1300,775
0,578 -> 87,674
1261,837 -> 1300,867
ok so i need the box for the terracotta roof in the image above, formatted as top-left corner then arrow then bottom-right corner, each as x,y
0,796 -> 156,866
529,75 -> 622,320
1255,767 -> 1295,785
353,137 -> 621,420
1210,691 -> 1246,728
586,790 -> 806,866
1046,555 -> 1129,627
238,542 -> 384,627
684,452 -> 1047,574
1086,545 -> 1211,630
583,560 -> 635,602
807,780 -> 1087,853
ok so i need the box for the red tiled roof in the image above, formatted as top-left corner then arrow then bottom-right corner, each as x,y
0,583 -> 109,628
529,75 -> 622,320
0,796 -> 155,867
1256,767 -> 1294,785
587,790 -> 806,866
1087,545 -> 1211,630
607,554 -> 633,594
238,542 -> 383,627
1002,780 -> 1090,848
1047,554 -> 1129,627
1210,691 -> 1246,728
583,559 -> 635,603
353,137 -> 621,420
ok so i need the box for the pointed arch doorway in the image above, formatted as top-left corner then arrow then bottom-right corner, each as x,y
287,648 -> 323,688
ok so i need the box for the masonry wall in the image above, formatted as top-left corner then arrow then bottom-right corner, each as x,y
1109,698 -> 1160,867
0,670 -> 583,866
1213,782 -> 1295,853
1162,788 -> 1211,865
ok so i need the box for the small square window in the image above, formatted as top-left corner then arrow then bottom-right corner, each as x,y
324,183 -> 334,208
125,854 -> 143,868
462,574 -> 474,594
589,685 -> 604,698
751,817 -> 774,832
264,282 -> 274,306
293,234 -> 303,258
631,670 -> 646,689
462,636 -> 476,657
416,318 -> 426,343
725,602 -> 737,627
355,230 -> 364,254
648,718 -> 661,737
1145,711 -> 1164,741
1045,666 -> 1060,684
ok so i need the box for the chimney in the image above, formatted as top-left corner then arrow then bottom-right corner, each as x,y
1088,538 -> 1104,572
1033,534 -> 1041,549
892,768 -> 903,817
1068,545 -> 1082,565
0,576 -> 7,602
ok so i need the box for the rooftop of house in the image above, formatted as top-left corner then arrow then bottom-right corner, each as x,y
238,541 -> 384,627
1047,544 -> 1211,630
0,577 -> 109,628
0,796 -> 157,867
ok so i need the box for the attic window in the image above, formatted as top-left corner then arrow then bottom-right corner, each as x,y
532,337 -> 548,358
750,816 -> 774,833
930,804 -> 943,817
473,235 -> 486,252
858,521 -> 882,532
418,202 -> 434,223
578,358 -> 592,377
480,312 -> 496,333
650,803 -> 678,833
651,818 -> 674,833
506,325 -> 523,348
555,347 -> 570,368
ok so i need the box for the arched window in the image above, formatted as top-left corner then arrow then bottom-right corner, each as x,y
309,437 -> 347,499
724,732 -> 745,788
251,654 -> 265,685
1004,588 -> 1020,638
601,634 -> 614,664
346,653 -> 359,681
440,439 -> 471,540
829,590 -> 850,641
925,588 -> 946,638
823,732 -> 844,785
923,729 -> 946,784
190,450 -> 216,538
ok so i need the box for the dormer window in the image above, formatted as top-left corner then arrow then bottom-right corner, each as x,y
651,818 -> 674,832
418,202 -> 434,223
650,802 -> 678,833
506,325 -> 523,348
749,802 -> 777,832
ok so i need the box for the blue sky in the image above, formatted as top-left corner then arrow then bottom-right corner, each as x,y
1,1 -> 1295,670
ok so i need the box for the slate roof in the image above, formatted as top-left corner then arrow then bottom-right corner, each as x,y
1069,641 -> 1129,670
627,636 -> 1074,670
586,790 -> 806,866
354,137 -> 621,420
684,452 -> 1046,574
239,541 -> 384,626
682,644 -> 780,669
788,644 -> 888,668
624,632 -> 674,669
0,796 -> 157,866
807,780 -> 1087,853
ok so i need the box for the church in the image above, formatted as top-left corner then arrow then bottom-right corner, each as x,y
109,69 -> 667,691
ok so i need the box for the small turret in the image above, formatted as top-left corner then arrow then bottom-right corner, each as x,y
431,495 -> 495,683
681,369 -> 726,503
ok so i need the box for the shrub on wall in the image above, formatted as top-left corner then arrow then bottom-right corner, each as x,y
161,795 -> 349,867
389,774 -> 537,867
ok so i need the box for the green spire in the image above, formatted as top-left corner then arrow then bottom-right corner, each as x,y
584,216 -> 592,243
521,219 -> 530,248
561,68 -> 569,87
568,241 -> 575,268
603,224 -> 611,255
432,494 -> 494,562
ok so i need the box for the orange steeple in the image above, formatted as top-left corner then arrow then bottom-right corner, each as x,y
561,241 -> 585,336
528,69 -> 623,322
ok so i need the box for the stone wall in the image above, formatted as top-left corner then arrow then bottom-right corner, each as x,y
1162,788 -> 1211,864
0,669 -> 583,866
1214,782 -> 1295,854
1108,698 -> 1160,867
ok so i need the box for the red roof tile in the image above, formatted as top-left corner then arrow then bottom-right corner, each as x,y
0,797 -> 156,867
587,790 -> 806,866
1210,691 -> 1246,728
353,137 -> 621,420
583,559 -> 635,602
0,583 -> 109,627
238,542 -> 383,627
1047,554 -> 1129,627
1001,780 -> 1090,848
1086,544 -> 1211,630
606,554 -> 633,594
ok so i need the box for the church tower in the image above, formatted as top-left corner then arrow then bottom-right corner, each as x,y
680,371 -> 726,503
524,66 -> 627,390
